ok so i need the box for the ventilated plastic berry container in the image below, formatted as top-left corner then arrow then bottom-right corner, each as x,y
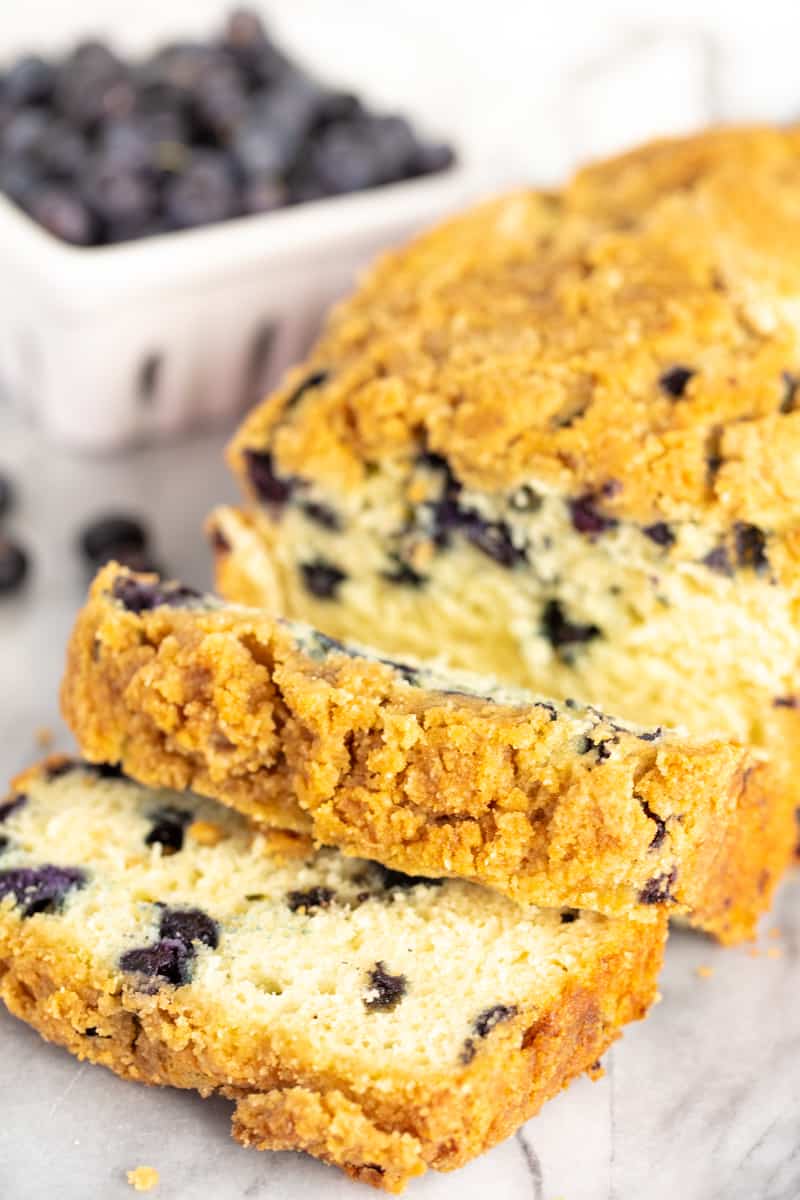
0,161 -> 477,451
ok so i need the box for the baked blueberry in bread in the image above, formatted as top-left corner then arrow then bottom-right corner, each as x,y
61,563 -> 791,943
220,126 -> 800,859
0,758 -> 664,1191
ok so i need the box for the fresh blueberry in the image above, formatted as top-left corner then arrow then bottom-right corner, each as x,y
242,174 -> 287,215
79,513 -> 149,565
164,151 -> 239,230
0,472 -> 14,520
4,56 -> 55,107
27,187 -> 94,245
0,865 -> 85,917
412,141 -> 456,175
2,107 -> 48,158
0,537 -> 29,594
0,154 -> 43,206
83,158 -> 158,242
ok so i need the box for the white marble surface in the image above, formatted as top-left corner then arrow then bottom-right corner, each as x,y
0,417 -> 798,1200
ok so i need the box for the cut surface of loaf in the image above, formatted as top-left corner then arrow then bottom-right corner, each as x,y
0,759 -> 665,1191
61,563 -> 791,943
220,125 -> 800,853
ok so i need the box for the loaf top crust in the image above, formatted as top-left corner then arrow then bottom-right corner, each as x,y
230,125 -> 800,544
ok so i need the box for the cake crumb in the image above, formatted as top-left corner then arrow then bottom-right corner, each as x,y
768,927 -> 782,940
696,965 -> 714,979
35,726 -> 54,749
187,819 -> 225,847
766,946 -> 782,960
127,1166 -> 159,1192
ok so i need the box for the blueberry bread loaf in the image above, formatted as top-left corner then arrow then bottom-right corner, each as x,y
221,125 -> 800,849
61,564 -> 789,943
0,758 -> 665,1191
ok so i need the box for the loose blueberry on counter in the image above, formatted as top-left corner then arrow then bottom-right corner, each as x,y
0,472 -> 14,520
659,366 -> 695,399
79,513 -> 149,565
0,537 -> 29,595
0,864 -> 85,917
145,807 -> 193,854
300,558 -> 347,600
363,962 -> 407,1012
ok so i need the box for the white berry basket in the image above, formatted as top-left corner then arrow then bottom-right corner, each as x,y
0,160 -> 480,451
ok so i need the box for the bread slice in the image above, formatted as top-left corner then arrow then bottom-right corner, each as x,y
219,126 -> 800,865
61,563 -> 789,943
0,757 -> 665,1191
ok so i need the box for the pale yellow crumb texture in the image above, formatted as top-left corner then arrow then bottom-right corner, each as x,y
126,1165 -> 159,1192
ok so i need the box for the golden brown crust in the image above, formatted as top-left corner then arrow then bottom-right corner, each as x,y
60,565 -> 793,941
229,125 -> 800,542
0,866 -> 664,1190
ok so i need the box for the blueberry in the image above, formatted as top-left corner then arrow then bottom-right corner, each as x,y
300,500 -> 340,531
578,734 -> 614,760
112,575 -> 202,613
659,366 -> 695,399
194,63 -> 248,139
2,107 -> 48,157
285,369 -> 329,409
0,473 -> 14,520
542,600 -> 600,651
164,151 -> 239,230
242,174 -> 287,215
83,158 -> 158,242
4,56 -> 55,107
79,513 -> 149,565
0,537 -> 29,594
0,154 -> 43,206
300,559 -> 347,600
473,1004 -> 518,1038
734,523 -> 769,574
144,806 -> 192,854
639,799 -> 667,851
363,962 -> 407,1011
0,795 -> 26,823
643,522 -> 675,548
34,121 -> 88,180
97,119 -> 156,174
639,867 -> 677,905
223,8 -> 270,54
412,141 -> 456,176
462,513 -> 525,567
372,864 -> 443,891
781,371 -> 799,415
244,450 -> 295,505
28,187 -> 94,245
382,557 -> 427,587
0,865 -> 85,917
119,938 -> 190,987
307,119 -> 383,194
233,80 -> 318,178
56,42 -> 134,129
569,493 -> 618,537
702,546 -> 733,576
159,906 -> 219,949
287,886 -> 335,913
560,909 -> 579,923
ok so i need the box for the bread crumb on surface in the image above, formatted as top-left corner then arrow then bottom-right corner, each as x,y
35,726 -> 54,749
768,927 -> 782,940
127,1166 -> 159,1192
766,946 -> 783,960
696,965 -> 714,979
